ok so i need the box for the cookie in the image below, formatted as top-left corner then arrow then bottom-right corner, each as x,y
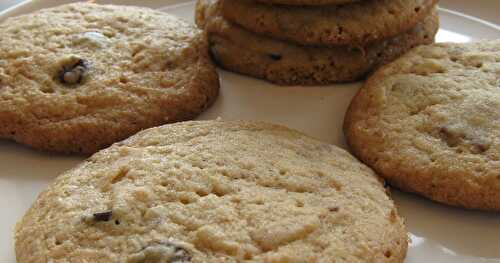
255,0 -> 359,6
196,0 -> 438,85
16,120 -> 408,262
344,40 -> 500,211
0,3 -> 219,154
221,0 -> 438,46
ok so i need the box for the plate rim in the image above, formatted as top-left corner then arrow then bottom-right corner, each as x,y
439,7 -> 500,31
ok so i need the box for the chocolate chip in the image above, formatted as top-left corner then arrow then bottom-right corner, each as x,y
438,125 -> 492,154
169,245 -> 191,263
337,26 -> 344,35
439,126 -> 463,148
268,53 -> 282,61
470,139 -> 491,154
383,180 -> 389,188
328,206 -> 339,212
93,210 -> 112,222
59,59 -> 87,85
128,241 -> 191,263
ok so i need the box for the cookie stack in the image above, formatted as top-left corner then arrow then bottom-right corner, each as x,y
196,0 -> 439,85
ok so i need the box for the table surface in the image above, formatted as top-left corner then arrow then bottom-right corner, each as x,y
1,0 -> 500,25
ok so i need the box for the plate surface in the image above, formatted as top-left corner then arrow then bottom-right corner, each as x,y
0,1 -> 499,262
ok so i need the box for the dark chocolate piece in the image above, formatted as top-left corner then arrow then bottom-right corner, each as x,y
136,241 -> 191,262
93,210 -> 112,222
59,59 -> 88,85
268,53 -> 282,61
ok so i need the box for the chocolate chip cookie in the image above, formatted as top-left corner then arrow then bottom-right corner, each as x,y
221,0 -> 438,46
255,0 -> 359,5
196,0 -> 438,85
344,40 -> 500,211
0,3 -> 219,154
16,121 -> 408,262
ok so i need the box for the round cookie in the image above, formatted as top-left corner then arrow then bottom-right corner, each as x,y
344,40 -> 500,211
196,0 -> 438,85
255,0 -> 360,6
0,3 -> 219,154
221,0 -> 438,46
16,121 -> 408,262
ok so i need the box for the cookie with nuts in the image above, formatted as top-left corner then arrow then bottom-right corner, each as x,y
16,120 -> 408,262
344,40 -> 500,211
0,3 -> 219,154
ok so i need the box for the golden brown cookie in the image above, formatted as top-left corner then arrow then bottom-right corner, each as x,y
255,0 -> 359,6
221,0 -> 438,46
196,0 -> 438,85
0,3 -> 219,154
16,121 -> 408,262
344,40 -> 500,211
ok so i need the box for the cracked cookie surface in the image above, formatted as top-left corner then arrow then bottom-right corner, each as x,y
221,0 -> 438,46
0,3 -> 219,154
196,0 -> 438,85
344,40 -> 500,211
16,121 -> 407,263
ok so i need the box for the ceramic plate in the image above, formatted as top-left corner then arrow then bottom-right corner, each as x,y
0,1 -> 499,262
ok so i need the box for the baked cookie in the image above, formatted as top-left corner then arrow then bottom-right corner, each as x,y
255,0 -> 359,6
196,0 -> 438,85
16,121 -> 408,262
221,0 -> 438,46
344,40 -> 500,211
0,3 -> 219,154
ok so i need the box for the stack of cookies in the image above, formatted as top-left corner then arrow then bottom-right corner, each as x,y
195,0 -> 439,85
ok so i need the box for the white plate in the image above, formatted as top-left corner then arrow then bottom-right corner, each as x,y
0,1 -> 499,262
